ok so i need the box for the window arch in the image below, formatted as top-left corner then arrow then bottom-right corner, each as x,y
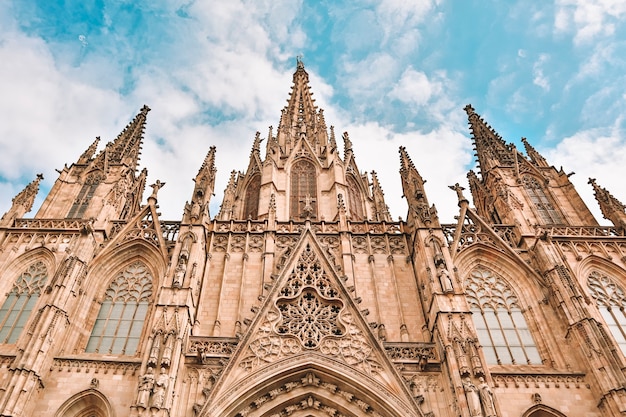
346,175 -> 364,220
465,268 -> 541,365
587,270 -> 626,355
243,174 -> 261,220
0,261 -> 48,344
86,261 -> 153,355
290,159 -> 317,219
68,172 -> 103,218
522,176 -> 564,224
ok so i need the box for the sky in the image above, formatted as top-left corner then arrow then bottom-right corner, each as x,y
1,0 -> 626,225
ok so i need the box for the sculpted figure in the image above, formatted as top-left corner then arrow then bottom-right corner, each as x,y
151,368 -> 169,408
478,377 -> 496,417
136,366 -> 155,407
463,377 -> 482,417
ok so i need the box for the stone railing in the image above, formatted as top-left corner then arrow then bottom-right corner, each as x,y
13,218 -> 91,230
537,225 -> 623,238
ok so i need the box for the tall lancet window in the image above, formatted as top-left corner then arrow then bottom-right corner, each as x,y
0,261 -> 47,344
346,175 -> 364,221
68,172 -> 103,218
243,174 -> 261,220
290,159 -> 317,219
587,271 -> 626,355
86,262 -> 153,355
465,268 -> 541,365
522,176 -> 564,224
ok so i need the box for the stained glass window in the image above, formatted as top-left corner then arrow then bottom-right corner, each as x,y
587,271 -> 626,355
86,262 -> 153,355
465,268 -> 541,365
290,160 -> 317,219
243,174 -> 261,220
0,261 -> 47,344
522,176 -> 564,225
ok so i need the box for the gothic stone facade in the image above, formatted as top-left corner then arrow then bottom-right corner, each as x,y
1,62 -> 626,417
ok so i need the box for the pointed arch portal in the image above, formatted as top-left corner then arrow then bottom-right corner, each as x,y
200,358 -> 418,417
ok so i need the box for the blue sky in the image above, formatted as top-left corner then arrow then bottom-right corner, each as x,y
1,1 -> 625,223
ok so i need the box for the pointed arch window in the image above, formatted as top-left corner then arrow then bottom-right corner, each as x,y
522,176 -> 564,225
0,261 -> 47,344
465,268 -> 541,365
290,159 -> 317,219
346,175 -> 364,221
587,271 -> 626,355
68,172 -> 103,218
243,174 -> 261,220
86,262 -> 153,355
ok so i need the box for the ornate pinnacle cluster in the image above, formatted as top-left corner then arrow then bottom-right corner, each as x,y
589,178 -> 626,224
101,105 -> 150,169
12,174 -> 44,211
78,137 -> 101,164
521,137 -> 548,167
464,104 -> 515,172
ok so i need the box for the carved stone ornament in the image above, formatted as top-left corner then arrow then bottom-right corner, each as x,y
240,243 -> 382,375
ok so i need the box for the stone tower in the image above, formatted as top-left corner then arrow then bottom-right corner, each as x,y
0,61 -> 625,417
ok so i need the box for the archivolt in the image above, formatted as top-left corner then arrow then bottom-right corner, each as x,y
54,389 -> 114,417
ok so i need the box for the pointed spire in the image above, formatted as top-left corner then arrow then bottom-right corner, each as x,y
101,105 -> 150,169
77,137 -> 100,164
329,126 -> 337,151
218,170 -> 238,220
399,147 -> 436,226
371,171 -> 391,222
1,174 -> 43,225
589,178 -> 626,231
276,59 -> 322,153
521,137 -> 549,167
185,146 -> 217,222
464,104 -> 515,174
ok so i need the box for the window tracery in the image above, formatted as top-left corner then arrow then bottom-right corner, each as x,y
465,268 -> 541,365
346,175 -> 364,220
587,270 -> 626,355
68,172 -> 104,218
243,174 -> 261,220
86,262 -> 153,355
0,261 -> 47,344
290,160 -> 317,219
522,176 -> 564,225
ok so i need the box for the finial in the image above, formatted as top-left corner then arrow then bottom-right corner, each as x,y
464,104 -> 475,115
296,55 -> 304,69
449,183 -> 469,205
149,180 -> 165,201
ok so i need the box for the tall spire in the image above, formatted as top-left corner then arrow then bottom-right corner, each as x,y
275,60 -> 328,157
98,105 -> 150,170
0,174 -> 43,225
589,178 -> 626,232
399,147 -> 437,226
521,137 -> 549,168
464,104 -> 515,174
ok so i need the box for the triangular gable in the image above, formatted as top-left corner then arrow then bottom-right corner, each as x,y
288,134 -> 322,167
101,202 -> 168,259
201,228 -> 425,417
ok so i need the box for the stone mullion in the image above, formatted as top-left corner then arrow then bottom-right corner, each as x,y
366,235 -> 383,323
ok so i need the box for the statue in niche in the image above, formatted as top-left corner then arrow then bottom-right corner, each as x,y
434,252 -> 453,293
173,257 -> 187,287
463,377 -> 482,417
161,332 -> 175,368
136,366 -> 155,408
148,332 -> 162,367
478,377 -> 496,417
151,368 -> 169,409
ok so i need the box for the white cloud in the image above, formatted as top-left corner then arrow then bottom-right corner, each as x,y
546,126 -> 626,225
532,54 -> 550,91
554,0 -> 626,44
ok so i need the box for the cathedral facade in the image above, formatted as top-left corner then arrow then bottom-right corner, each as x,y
1,62 -> 626,417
